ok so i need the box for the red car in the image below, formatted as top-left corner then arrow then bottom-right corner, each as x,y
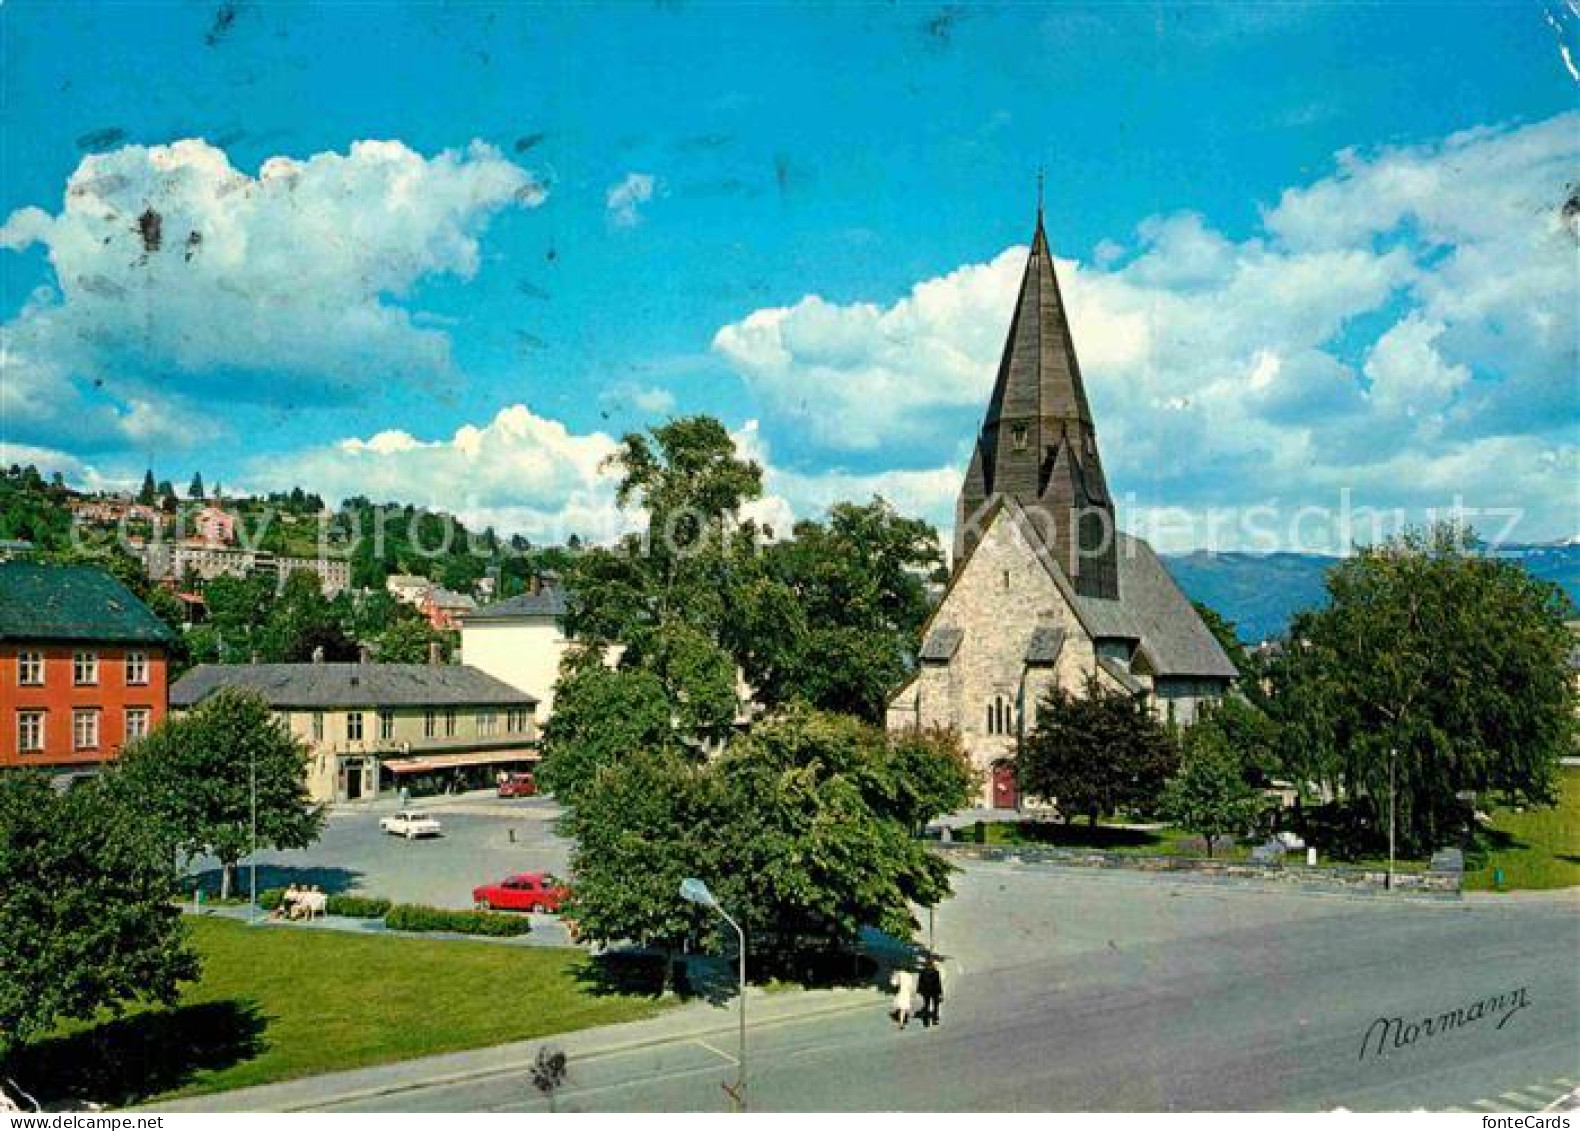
472,872 -> 568,913
497,772 -> 538,798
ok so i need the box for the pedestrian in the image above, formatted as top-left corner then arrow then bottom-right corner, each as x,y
918,957 -> 944,1028
891,967 -> 919,1029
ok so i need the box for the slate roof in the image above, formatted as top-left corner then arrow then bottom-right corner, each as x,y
170,663 -> 538,709
1024,626 -> 1066,666
919,626 -> 964,662
426,587 -> 477,610
0,562 -> 174,645
1073,533 -> 1239,681
462,586 -> 569,621
1097,656 -> 1146,695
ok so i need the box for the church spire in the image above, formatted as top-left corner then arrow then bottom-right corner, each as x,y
954,202 -> 1119,599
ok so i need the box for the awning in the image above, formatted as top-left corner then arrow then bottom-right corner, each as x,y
384,750 -> 539,774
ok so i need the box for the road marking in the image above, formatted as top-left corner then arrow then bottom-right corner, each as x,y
692,1038 -> 738,1066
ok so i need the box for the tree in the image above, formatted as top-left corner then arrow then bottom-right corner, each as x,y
0,772 -> 198,1065
561,707 -> 968,968
1160,722 -> 1267,857
537,649 -> 680,804
1192,600 -> 1263,702
261,570 -> 356,662
1016,676 -> 1179,825
118,689 -> 323,898
138,469 -> 158,505
1268,523 -> 1576,856
188,472 -> 205,501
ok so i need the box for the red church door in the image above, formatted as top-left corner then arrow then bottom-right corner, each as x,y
991,764 -> 1019,810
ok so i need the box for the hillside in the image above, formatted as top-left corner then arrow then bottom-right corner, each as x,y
1164,544 -> 1580,643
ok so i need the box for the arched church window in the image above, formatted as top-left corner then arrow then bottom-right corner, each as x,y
1012,424 -> 1029,451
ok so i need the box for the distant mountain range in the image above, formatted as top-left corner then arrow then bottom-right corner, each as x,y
1162,543 -> 1580,644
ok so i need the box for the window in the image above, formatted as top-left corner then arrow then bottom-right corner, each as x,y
17,711 -> 44,753
379,710 -> 395,740
311,712 -> 324,742
507,708 -> 529,733
479,711 -> 496,737
17,652 -> 43,686
444,709 -> 457,737
1002,569 -> 1011,591
73,651 -> 99,686
73,709 -> 99,750
986,695 -> 1013,737
424,710 -> 437,738
1011,424 -> 1029,451
125,651 -> 149,686
124,707 -> 151,741
346,712 -> 364,742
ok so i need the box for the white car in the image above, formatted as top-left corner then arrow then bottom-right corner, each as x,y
379,810 -> 442,840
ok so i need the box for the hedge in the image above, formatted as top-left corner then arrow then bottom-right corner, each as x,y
384,903 -> 533,937
326,894 -> 393,918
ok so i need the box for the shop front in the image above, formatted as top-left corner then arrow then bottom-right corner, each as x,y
380,748 -> 539,798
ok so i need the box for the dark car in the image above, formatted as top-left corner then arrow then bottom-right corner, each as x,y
497,772 -> 538,798
472,872 -> 568,913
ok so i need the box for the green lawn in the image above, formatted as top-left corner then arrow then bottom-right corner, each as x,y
1464,768 -> 1580,892
9,917 -> 671,1107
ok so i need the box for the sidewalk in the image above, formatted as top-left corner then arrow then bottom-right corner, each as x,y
139,981 -> 883,1113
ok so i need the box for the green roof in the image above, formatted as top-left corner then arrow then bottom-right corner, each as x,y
0,562 -> 175,645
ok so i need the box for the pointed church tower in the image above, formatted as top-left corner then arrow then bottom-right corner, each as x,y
955,201 -> 1120,599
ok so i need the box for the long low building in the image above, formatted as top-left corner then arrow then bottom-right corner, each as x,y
170,661 -> 539,803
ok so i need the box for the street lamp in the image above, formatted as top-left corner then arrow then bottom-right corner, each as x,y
1387,747 -> 1397,892
680,878 -> 746,1111
249,744 -> 258,922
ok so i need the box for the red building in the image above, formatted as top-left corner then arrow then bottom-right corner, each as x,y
0,562 -> 175,776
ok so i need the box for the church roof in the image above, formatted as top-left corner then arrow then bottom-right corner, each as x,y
1024,626 -> 1066,666
982,213 -> 1094,430
1075,533 -> 1240,681
1097,656 -> 1146,695
919,626 -> 964,662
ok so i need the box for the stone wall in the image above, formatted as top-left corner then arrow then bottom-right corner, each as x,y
932,841 -> 1463,896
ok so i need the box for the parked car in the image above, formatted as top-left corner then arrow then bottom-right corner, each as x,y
472,872 -> 568,913
379,810 -> 443,840
497,772 -> 538,798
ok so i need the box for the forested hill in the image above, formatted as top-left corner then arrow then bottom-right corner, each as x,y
1163,544 -> 1580,643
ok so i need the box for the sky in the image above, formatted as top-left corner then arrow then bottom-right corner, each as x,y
1,1 -> 1576,552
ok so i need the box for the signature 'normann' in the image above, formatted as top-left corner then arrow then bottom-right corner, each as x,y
1359,987 -> 1531,1060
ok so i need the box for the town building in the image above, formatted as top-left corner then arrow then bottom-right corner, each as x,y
460,586 -> 572,717
194,504 -> 237,546
386,574 -> 433,607
0,561 -> 175,779
169,660 -> 539,803
139,541 -> 351,597
886,207 -> 1237,807
422,586 -> 477,630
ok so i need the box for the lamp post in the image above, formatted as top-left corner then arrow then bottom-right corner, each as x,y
249,745 -> 258,922
681,878 -> 746,1111
1387,746 -> 1397,892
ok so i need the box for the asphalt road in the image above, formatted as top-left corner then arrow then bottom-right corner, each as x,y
316,867 -> 1578,1113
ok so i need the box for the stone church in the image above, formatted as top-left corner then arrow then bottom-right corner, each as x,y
886,207 -> 1237,807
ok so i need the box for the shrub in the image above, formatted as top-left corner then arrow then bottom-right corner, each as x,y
384,904 -> 532,937
324,894 -> 393,919
257,888 -> 285,911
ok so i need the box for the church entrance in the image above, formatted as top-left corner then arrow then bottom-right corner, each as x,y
991,764 -> 1019,810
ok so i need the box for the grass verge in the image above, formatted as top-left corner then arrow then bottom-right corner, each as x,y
7,916 -> 670,1107
1464,767 -> 1580,892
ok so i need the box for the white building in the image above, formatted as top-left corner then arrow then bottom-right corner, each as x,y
459,587 -> 573,718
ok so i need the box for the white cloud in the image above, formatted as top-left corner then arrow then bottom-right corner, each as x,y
0,138 -> 543,451
606,172 -> 656,227
711,112 -> 1580,541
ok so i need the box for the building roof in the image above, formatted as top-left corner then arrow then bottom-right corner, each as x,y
0,562 -> 175,645
1024,626 -> 1067,666
170,662 -> 538,709
1097,655 -> 1146,695
462,587 -> 569,621
919,626 -> 964,662
426,587 -> 477,610
1074,533 -> 1239,681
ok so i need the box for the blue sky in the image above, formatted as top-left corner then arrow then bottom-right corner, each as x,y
2,2 -> 1576,550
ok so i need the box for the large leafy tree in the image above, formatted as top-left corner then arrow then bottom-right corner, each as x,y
1017,675 -> 1180,825
1268,523 -> 1575,855
1160,720 -> 1267,857
0,772 -> 198,1066
118,689 -> 324,898
537,648 -> 680,804
562,707 -> 973,966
